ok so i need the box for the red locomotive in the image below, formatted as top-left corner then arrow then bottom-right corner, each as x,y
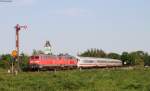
29,54 -> 77,70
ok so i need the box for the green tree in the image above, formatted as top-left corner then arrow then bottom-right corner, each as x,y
80,49 -> 106,58
121,52 -> 142,65
121,52 -> 134,65
20,53 -> 29,71
96,49 -> 106,57
128,53 -> 135,65
32,49 -> 44,55
129,51 -> 144,66
32,49 -> 38,55
107,53 -> 120,59
143,53 -> 150,66
0,54 -> 12,69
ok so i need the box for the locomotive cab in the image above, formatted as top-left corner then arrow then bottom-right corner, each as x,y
30,56 -> 40,63
29,55 -> 41,69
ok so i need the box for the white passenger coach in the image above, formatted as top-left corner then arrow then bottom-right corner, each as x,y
76,56 -> 122,68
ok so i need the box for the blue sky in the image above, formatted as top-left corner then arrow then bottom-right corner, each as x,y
0,0 -> 150,55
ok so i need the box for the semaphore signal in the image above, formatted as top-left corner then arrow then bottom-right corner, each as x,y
14,24 -> 27,72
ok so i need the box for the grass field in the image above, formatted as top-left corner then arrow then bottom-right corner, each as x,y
0,68 -> 150,91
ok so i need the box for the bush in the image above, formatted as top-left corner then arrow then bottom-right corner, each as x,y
0,54 -> 12,69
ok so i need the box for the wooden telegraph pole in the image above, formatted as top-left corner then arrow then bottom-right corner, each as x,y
14,24 -> 27,72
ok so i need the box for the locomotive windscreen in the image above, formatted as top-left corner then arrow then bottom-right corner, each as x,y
31,56 -> 39,59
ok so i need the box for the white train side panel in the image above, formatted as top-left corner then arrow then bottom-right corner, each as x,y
76,56 -> 122,68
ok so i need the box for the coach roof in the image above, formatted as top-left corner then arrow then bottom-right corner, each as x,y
76,56 -> 122,62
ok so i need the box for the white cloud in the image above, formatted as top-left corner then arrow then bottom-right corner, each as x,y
50,8 -> 94,17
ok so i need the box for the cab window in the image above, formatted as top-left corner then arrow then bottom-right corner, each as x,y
35,56 -> 39,59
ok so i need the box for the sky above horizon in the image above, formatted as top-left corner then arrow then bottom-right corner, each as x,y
0,0 -> 150,55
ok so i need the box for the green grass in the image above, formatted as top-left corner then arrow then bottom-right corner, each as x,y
0,68 -> 150,91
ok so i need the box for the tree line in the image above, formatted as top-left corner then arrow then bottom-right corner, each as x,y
79,49 -> 150,66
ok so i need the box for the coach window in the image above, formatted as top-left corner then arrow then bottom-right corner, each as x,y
98,60 -> 101,62
84,60 -> 93,63
99,60 -> 104,63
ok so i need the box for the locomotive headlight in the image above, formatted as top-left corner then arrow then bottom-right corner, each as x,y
39,65 -> 43,68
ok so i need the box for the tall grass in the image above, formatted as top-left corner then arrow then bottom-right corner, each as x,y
0,68 -> 150,91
